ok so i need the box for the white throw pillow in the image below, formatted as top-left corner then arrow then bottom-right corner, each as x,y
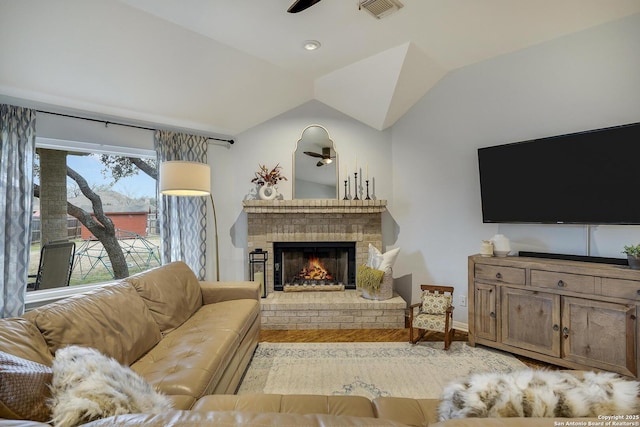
367,244 -> 400,271
49,345 -> 172,427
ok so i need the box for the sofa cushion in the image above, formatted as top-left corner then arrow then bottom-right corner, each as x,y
192,299 -> 260,339
82,410 -> 411,426
131,299 -> 259,398
132,327 -> 239,398
194,394 -> 376,418
0,351 -> 52,422
29,283 -> 162,366
0,318 -> 53,366
126,261 -> 203,334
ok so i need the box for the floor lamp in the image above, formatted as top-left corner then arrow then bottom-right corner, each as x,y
159,160 -> 220,281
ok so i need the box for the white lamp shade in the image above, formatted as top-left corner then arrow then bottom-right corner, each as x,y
159,161 -> 211,196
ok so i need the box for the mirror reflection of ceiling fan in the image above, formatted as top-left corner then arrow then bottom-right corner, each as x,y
304,147 -> 335,167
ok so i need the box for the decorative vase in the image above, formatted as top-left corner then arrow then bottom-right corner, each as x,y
491,234 -> 511,257
258,184 -> 278,201
480,240 -> 494,257
628,255 -> 640,270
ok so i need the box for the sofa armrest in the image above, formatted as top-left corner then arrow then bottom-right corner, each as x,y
200,281 -> 260,304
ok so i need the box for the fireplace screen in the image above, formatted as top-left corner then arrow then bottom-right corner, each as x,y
273,242 -> 356,291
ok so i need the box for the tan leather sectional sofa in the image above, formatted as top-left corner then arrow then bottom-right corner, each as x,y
0,261 -> 627,426
0,261 -> 261,423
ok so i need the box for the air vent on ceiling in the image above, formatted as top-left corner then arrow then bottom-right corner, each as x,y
359,0 -> 404,19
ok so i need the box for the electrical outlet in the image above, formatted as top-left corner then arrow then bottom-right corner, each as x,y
460,295 -> 467,307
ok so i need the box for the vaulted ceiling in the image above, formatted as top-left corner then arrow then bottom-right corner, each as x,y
1,1 -> 639,137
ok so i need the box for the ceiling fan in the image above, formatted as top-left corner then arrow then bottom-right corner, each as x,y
287,0 -> 322,13
304,147 -> 335,167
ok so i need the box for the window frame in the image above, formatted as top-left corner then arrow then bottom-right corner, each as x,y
26,138 -> 157,309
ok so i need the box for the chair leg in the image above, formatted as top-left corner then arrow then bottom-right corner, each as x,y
444,328 -> 455,350
412,329 -> 426,344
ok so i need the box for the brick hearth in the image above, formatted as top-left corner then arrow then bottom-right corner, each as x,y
261,290 -> 406,330
243,199 -> 406,330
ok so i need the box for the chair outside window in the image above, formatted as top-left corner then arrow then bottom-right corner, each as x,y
409,284 -> 455,350
28,240 -> 76,291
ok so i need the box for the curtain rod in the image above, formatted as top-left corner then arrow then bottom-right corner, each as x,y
36,110 -> 235,145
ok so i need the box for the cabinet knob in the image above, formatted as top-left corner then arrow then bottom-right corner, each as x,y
562,327 -> 569,338
495,272 -> 502,280
552,324 -> 559,331
490,312 -> 496,319
557,280 -> 565,288
636,289 -> 640,296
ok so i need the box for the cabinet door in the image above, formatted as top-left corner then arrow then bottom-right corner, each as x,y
474,283 -> 497,341
562,297 -> 636,377
501,288 -> 561,357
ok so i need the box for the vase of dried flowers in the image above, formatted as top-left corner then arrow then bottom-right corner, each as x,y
252,163 -> 287,200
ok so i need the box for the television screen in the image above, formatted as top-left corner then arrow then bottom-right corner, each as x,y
478,122 -> 640,224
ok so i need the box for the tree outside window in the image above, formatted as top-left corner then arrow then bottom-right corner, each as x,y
30,148 -> 159,288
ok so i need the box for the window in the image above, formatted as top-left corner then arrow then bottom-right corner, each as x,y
29,141 -> 159,294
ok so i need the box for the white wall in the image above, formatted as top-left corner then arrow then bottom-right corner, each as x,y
391,13 -> 640,325
221,100 -> 394,281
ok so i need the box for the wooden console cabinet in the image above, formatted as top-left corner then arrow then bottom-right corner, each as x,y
468,254 -> 640,377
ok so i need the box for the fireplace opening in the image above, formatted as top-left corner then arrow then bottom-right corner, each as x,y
273,242 -> 356,291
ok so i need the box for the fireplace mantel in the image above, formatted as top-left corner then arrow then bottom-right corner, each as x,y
242,199 -> 386,214
243,199 -> 387,295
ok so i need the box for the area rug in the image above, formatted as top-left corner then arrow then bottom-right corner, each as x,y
237,341 -> 527,399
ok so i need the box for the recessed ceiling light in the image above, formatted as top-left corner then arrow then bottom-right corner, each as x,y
303,40 -> 321,51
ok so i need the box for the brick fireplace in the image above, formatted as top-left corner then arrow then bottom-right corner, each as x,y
243,199 -> 387,295
243,199 -> 406,330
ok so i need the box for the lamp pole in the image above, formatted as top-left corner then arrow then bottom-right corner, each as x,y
210,194 -> 220,281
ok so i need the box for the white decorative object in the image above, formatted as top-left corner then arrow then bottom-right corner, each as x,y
258,184 -> 278,200
491,234 -> 510,257
367,244 -> 400,271
439,369 -> 640,420
49,346 -> 173,426
480,240 -> 493,257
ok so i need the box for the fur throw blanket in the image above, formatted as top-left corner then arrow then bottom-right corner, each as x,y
439,369 -> 640,421
49,346 -> 172,427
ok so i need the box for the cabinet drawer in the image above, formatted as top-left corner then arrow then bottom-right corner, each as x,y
475,264 -> 525,285
530,270 -> 595,294
601,278 -> 640,300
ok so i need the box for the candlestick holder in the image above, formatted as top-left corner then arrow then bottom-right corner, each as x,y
353,172 -> 359,200
365,180 -> 371,200
343,180 -> 349,200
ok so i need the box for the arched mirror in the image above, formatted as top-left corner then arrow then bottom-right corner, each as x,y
293,125 -> 338,199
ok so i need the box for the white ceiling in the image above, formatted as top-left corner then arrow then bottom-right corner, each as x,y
2,1 -> 640,136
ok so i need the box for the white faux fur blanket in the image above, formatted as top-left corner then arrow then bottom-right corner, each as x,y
48,346 -> 172,427
439,369 -> 640,420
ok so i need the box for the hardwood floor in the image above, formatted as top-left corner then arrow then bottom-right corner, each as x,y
259,328 -> 561,370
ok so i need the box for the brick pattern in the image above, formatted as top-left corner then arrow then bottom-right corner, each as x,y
244,200 -> 387,294
261,290 -> 406,330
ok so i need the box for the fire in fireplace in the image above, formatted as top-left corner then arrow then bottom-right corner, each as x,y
273,242 -> 356,291
295,256 -> 335,281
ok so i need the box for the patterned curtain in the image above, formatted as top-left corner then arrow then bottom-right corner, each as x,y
1,105 -> 36,318
154,131 -> 208,280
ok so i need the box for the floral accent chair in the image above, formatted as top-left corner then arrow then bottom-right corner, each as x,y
409,285 -> 455,350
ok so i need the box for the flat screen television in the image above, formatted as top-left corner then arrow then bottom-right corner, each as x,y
478,122 -> 640,224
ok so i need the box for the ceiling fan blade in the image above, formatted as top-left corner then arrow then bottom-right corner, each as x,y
316,161 -> 324,167
304,151 -> 324,158
287,0 -> 322,13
